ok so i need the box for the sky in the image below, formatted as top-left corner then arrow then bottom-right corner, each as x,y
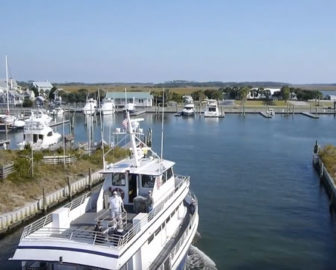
0,0 -> 335,83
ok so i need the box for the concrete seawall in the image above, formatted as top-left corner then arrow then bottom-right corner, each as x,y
312,154 -> 336,210
0,170 -> 103,235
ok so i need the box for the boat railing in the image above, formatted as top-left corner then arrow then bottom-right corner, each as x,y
160,192 -> 198,269
21,175 -> 190,248
21,192 -> 90,239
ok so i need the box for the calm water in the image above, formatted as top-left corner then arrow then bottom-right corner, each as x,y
1,113 -> 336,270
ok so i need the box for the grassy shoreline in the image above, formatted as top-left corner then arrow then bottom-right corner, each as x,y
0,147 -> 129,214
319,145 -> 336,184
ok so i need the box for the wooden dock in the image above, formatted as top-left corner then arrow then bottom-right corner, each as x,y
301,112 -> 319,119
259,112 -> 272,118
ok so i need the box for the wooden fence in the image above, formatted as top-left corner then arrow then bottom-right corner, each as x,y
42,155 -> 76,165
0,162 -> 15,180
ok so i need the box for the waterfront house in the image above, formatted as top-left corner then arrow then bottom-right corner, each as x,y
32,81 -> 53,96
105,91 -> 153,108
247,88 -> 281,100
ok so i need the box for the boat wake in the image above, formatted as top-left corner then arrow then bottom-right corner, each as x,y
186,245 -> 217,270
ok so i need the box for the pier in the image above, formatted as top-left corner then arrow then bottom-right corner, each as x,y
301,112 -> 319,119
49,119 -> 70,127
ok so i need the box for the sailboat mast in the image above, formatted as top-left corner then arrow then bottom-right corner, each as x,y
160,88 -> 164,160
5,56 -> 9,114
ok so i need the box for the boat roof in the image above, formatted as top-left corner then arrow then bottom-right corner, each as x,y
103,156 -> 175,176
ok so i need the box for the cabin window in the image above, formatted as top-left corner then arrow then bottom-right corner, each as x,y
162,172 -> 167,184
47,131 -> 52,137
142,175 -> 155,188
166,168 -> 173,180
209,107 -> 216,112
148,234 -> 154,244
155,226 -> 161,236
112,173 -> 126,186
38,135 -> 43,140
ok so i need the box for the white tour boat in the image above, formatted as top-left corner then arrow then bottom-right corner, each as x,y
83,98 -> 97,115
100,98 -> 116,115
18,116 -> 62,150
204,100 -> 222,118
11,111 -> 199,270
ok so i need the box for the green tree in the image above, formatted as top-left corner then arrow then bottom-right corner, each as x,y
191,90 -> 206,101
239,87 -> 249,116
48,87 -> 57,100
281,86 -> 290,102
31,86 -> 39,97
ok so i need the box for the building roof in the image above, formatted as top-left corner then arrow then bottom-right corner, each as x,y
33,81 -> 53,88
105,92 -> 153,99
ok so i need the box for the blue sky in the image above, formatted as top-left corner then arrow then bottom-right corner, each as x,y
1,0 -> 335,83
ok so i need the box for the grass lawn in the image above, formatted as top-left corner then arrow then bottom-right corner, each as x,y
0,147 -> 128,214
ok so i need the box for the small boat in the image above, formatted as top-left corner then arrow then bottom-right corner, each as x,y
123,102 -> 136,113
11,110 -> 199,270
18,116 -> 62,150
83,98 -> 97,115
100,98 -> 115,115
266,108 -> 275,117
0,114 -> 25,129
204,99 -> 222,118
51,107 -> 64,116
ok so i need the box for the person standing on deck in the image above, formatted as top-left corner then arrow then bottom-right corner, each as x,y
109,191 -> 125,222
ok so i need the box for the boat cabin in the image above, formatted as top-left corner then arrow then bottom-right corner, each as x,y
100,158 -> 175,214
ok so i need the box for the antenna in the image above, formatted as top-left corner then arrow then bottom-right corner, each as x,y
5,56 -> 9,114
98,89 -> 106,169
160,88 -> 164,160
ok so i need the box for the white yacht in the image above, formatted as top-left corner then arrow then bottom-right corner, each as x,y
18,116 -> 62,150
204,100 -> 221,118
100,98 -> 116,115
25,110 -> 53,125
83,98 -> 97,115
11,111 -> 199,270
181,103 -> 195,116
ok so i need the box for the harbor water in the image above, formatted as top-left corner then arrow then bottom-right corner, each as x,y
1,113 -> 336,269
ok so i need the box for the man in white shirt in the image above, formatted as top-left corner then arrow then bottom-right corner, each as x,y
109,191 -> 125,221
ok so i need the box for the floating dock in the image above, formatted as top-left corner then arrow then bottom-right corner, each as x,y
50,120 -> 70,127
259,112 -> 272,118
130,110 -> 146,116
301,112 -> 319,119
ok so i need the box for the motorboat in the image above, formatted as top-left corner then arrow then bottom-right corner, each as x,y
181,102 -> 195,117
204,100 -> 222,118
51,107 -> 64,116
266,108 -> 275,117
83,98 -> 97,115
11,111 -> 199,270
123,102 -> 136,114
25,110 -> 53,125
18,116 -> 62,150
100,98 -> 115,115
0,114 -> 25,129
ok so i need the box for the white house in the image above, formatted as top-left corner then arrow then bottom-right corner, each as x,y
247,88 -> 281,99
105,92 -> 153,108
32,81 -> 53,95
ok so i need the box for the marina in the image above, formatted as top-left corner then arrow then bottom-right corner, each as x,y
1,113 -> 336,269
